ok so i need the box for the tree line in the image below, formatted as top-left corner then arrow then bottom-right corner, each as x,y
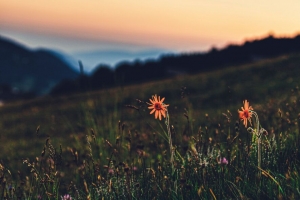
51,34 -> 300,96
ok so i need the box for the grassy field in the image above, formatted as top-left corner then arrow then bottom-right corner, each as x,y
1,53 -> 300,199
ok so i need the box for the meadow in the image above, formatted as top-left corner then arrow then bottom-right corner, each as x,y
0,53 -> 300,199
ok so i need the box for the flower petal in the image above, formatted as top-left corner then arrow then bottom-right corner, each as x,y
161,110 -> 166,118
243,119 -> 247,127
154,95 -> 158,102
155,110 -> 159,119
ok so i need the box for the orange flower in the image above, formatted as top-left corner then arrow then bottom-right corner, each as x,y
147,94 -> 169,120
238,100 -> 253,127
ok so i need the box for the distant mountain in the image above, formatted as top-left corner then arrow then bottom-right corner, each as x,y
72,48 -> 172,73
0,36 -> 80,100
46,49 -> 80,72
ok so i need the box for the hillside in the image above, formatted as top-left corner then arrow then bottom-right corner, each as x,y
51,34 -> 300,95
0,36 -> 79,100
2,34 -> 300,101
1,52 -> 300,163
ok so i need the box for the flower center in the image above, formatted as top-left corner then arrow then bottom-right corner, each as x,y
243,110 -> 249,118
154,103 -> 162,110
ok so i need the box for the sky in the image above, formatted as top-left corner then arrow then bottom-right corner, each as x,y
1,0 -> 300,71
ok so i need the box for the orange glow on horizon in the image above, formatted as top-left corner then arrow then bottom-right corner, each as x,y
1,0 -> 300,51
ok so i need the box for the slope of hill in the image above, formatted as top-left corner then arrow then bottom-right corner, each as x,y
159,34 -> 300,73
51,34 -> 300,96
1,52 -> 300,162
0,36 -> 80,100
2,33 -> 300,100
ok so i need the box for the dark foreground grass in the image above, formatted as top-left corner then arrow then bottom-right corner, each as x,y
1,53 -> 300,199
1,97 -> 299,199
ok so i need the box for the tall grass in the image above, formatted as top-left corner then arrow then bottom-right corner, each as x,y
1,53 -> 300,199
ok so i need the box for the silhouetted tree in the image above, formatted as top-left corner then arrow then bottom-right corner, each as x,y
91,64 -> 114,89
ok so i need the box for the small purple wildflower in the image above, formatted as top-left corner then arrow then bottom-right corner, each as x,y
61,194 -> 72,200
108,168 -> 114,174
219,157 -> 228,165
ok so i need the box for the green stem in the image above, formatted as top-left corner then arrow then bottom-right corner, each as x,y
251,111 -> 261,176
165,110 -> 174,171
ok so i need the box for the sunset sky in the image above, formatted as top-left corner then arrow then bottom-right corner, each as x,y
1,0 -> 300,70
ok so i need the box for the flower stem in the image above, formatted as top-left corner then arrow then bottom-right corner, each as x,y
165,110 -> 174,171
251,111 -> 261,176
